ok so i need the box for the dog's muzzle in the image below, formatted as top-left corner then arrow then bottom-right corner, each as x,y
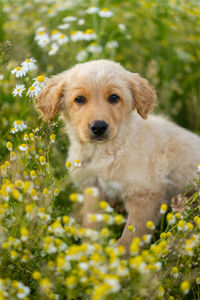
89,120 -> 109,140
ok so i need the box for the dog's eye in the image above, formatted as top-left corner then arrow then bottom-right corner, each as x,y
74,96 -> 87,104
108,94 -> 120,104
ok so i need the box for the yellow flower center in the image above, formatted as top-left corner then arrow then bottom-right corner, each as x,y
29,86 -> 35,91
25,59 -> 31,63
37,75 -> 45,82
16,67 -> 21,71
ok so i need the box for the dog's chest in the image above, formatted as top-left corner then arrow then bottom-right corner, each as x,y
99,180 -> 122,199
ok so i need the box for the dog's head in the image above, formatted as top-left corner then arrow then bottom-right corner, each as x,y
37,60 -> 156,143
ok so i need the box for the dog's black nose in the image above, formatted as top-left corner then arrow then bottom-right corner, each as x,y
90,120 -> 109,137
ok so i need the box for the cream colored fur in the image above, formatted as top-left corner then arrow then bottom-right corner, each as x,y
37,60 -> 200,252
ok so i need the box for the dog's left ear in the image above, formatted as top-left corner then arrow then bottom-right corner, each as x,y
126,72 -> 156,119
37,75 -> 66,122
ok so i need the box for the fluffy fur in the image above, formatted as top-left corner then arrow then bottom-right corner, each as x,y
37,59 -> 200,252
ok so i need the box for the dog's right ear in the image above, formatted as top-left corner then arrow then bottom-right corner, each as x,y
37,76 -> 66,122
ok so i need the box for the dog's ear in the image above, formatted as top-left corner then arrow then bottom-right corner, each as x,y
127,72 -> 156,119
37,76 -> 66,122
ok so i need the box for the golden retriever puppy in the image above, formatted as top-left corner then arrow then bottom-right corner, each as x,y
37,59 -> 200,251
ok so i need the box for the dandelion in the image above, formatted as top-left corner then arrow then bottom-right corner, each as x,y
19,144 -> 29,151
6,142 -> 13,151
146,220 -> 155,230
21,58 -> 37,72
160,203 -> 168,214
99,8 -> 113,18
11,66 -> 26,78
12,84 -> 26,97
180,280 -> 190,294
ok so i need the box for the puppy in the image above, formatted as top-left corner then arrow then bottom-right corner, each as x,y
37,59 -> 200,251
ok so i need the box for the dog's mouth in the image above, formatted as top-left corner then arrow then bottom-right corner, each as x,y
90,134 -> 109,142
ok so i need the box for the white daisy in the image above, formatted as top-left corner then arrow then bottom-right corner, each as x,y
35,32 -> 50,47
78,19 -> 85,26
13,120 -> 27,131
11,66 -> 27,78
27,85 -> 41,97
57,33 -> 69,45
106,41 -> 119,49
21,58 -> 37,72
63,16 -> 77,22
76,50 -> 88,62
71,30 -> 84,42
99,8 -> 113,18
82,30 -> 97,41
87,43 -> 102,53
12,84 -> 26,97
16,282 -> 30,299
48,43 -> 59,55
58,23 -> 70,30
19,144 -> 29,151
86,7 -> 99,14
